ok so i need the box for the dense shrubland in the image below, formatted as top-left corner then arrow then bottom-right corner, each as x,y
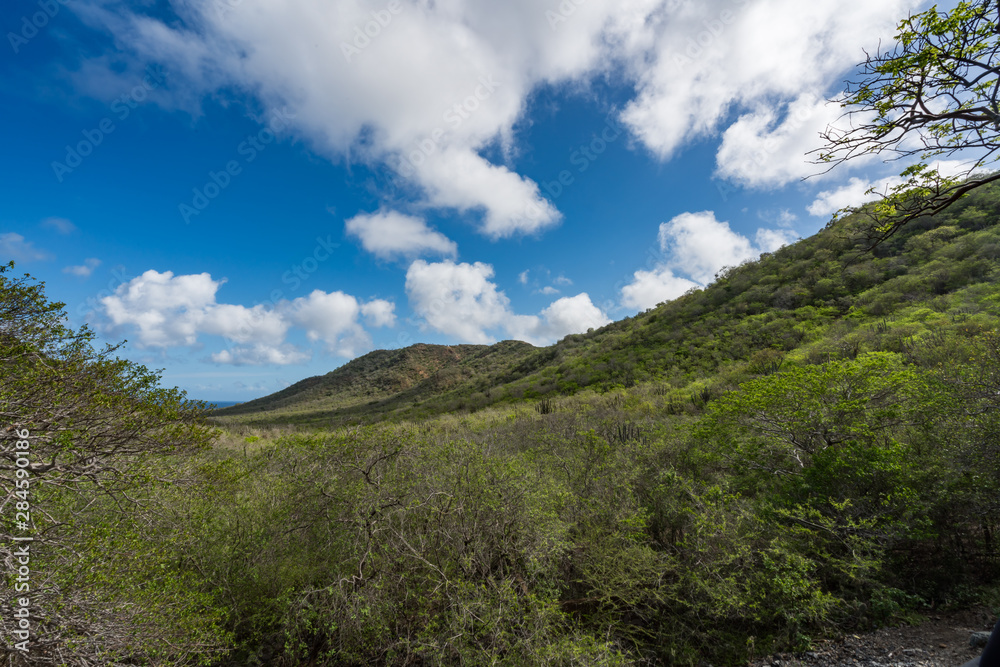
4,185 -> 1000,664
179,342 -> 1000,665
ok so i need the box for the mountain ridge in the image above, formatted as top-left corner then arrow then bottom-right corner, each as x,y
215,182 -> 1000,427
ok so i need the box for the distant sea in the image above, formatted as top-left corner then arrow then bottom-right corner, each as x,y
201,400 -> 242,409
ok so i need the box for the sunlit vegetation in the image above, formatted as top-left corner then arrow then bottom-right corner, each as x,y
4,183 -> 1000,664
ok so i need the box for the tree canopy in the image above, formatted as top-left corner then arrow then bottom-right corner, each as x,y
817,0 -> 1000,246
1,262 -> 223,664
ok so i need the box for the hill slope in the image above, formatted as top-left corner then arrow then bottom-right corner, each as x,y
216,340 -> 536,420
216,182 -> 1000,427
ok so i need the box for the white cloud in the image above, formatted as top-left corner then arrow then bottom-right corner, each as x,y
658,211 -> 757,284
526,293 -> 611,342
286,290 -> 395,357
212,344 -> 311,366
200,303 -> 289,345
621,210 -> 797,309
537,286 -> 560,296
101,270 -> 393,363
807,158 -> 991,218
79,0 -> 573,239
621,0 -> 916,164
518,270 -> 530,285
715,93 -> 843,188
345,210 -> 457,260
41,217 -> 77,234
807,176 -> 895,218
407,148 -> 562,239
77,0 -> 916,240
755,228 -> 798,252
620,267 -> 699,310
63,257 -> 101,278
102,271 -> 247,347
405,259 -> 609,345
405,260 -> 510,344
0,233 -> 52,263
361,299 -> 396,328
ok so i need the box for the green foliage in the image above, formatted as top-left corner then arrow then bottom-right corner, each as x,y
0,263 -> 227,664
817,0 -> 1000,245
6,175 -> 1000,663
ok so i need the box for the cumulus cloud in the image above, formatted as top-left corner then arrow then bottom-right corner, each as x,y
63,257 -> 101,278
620,211 -> 797,310
658,212 -> 758,284
101,270 -> 394,364
620,267 -> 699,311
755,228 -> 798,252
807,177 -> 882,218
520,293 -> 611,344
76,0 -> 573,239
405,260 -> 609,345
345,210 -> 457,260
102,271 -> 221,347
405,260 -> 510,344
0,233 -> 52,263
285,290 -> 396,357
715,93 -> 843,188
621,0 -> 916,165
74,0 -> 916,238
361,299 -> 397,328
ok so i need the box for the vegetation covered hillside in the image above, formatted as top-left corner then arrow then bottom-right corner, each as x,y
164,187 -> 998,665
217,180 -> 1000,428
4,185 -> 1000,665
217,341 -> 535,419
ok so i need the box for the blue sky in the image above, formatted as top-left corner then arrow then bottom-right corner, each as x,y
2,0 -> 941,402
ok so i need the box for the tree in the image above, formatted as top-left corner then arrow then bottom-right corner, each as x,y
0,262 -> 225,664
816,0 -> 1000,247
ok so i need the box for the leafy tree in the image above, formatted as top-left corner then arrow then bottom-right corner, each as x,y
817,0 -> 1000,246
0,263 -> 224,664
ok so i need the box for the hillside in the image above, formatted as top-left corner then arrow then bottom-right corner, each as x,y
215,181 -> 1000,428
215,340 -> 536,419
41,186 -> 999,666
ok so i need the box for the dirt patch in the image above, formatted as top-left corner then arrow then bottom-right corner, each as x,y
747,608 -> 995,667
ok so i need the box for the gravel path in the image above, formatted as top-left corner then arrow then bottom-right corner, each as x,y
747,608 -> 995,667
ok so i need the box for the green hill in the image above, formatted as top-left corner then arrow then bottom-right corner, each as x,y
215,340 -> 536,420
188,186 -> 1000,665
44,184 -> 1000,666
215,181 -> 1000,428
